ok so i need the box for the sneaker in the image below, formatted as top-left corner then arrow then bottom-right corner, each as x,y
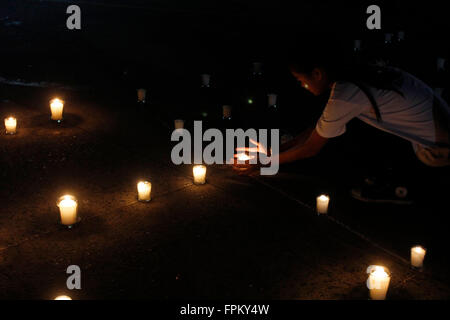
350,178 -> 414,205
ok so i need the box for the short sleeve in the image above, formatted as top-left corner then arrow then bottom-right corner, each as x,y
316,83 -> 369,138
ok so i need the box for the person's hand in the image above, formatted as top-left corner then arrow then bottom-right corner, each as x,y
236,138 -> 269,155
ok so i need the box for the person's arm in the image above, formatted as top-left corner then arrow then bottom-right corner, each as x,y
279,126 -> 315,152
277,128 -> 328,164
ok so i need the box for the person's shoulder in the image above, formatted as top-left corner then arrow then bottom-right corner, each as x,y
331,81 -> 362,102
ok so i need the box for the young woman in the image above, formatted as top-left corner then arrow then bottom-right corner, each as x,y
236,52 -> 450,203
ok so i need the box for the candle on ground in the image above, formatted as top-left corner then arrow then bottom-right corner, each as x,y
268,94 -> 277,107
54,295 -> 72,300
4,117 -> 17,134
193,165 -> 206,185
316,194 -> 330,214
57,195 -> 78,227
137,181 -> 152,202
201,74 -> 210,87
137,88 -> 146,103
50,98 -> 64,122
366,265 -> 391,300
174,119 -> 184,130
223,105 -> 232,119
411,246 -> 426,268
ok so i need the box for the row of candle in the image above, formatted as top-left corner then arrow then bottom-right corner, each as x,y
3,98 -> 65,135
6,96 -> 426,300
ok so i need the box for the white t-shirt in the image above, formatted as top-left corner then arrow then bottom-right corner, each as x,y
316,68 -> 449,148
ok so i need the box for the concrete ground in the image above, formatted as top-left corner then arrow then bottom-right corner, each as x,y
1,0 -> 450,300
1,85 -> 449,300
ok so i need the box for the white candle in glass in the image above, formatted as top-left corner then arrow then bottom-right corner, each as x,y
57,195 -> 78,227
50,98 -> 64,121
174,119 -> 184,130
193,165 -> 206,185
137,181 -> 152,202
223,105 -> 232,119
4,117 -> 17,134
411,246 -> 426,268
316,195 -> 330,214
137,88 -> 146,102
54,295 -> 72,300
268,94 -> 277,107
201,74 -> 210,87
366,265 -> 391,300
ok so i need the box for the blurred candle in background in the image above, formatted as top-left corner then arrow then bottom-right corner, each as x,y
174,119 -> 184,130
316,194 -> 330,214
50,98 -> 64,121
384,33 -> 393,44
354,40 -> 361,51
57,195 -> 78,227
54,295 -> 72,300
397,31 -> 405,41
137,88 -> 146,103
223,105 -> 232,119
268,93 -> 277,107
411,246 -> 426,268
4,117 -> 17,134
366,265 -> 391,300
137,181 -> 152,202
201,74 -> 210,87
193,165 -> 206,185
253,62 -> 262,75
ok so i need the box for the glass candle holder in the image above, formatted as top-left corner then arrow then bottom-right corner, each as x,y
411,245 -> 426,269
137,88 -> 146,103
50,98 -> 64,122
4,117 -> 17,134
57,195 -> 79,228
193,165 -> 206,185
366,265 -> 391,300
137,181 -> 152,202
201,74 -> 210,87
223,105 -> 232,119
316,194 -> 330,215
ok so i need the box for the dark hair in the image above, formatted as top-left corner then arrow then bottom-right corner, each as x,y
289,51 -> 404,123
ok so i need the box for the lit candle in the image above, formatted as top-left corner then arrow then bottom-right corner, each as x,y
411,246 -> 426,268
267,93 -> 277,107
137,88 -> 146,103
57,195 -> 78,227
193,165 -> 206,185
4,117 -> 17,134
54,295 -> 72,300
201,74 -> 210,87
366,265 -> 391,300
50,98 -> 64,122
174,119 -> 184,130
316,194 -> 330,215
137,181 -> 152,202
223,105 -> 232,119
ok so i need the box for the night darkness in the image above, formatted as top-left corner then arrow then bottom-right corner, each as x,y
1,0 -> 450,311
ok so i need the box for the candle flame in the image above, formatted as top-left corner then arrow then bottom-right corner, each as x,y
236,153 -> 254,161
193,165 -> 206,175
54,295 -> 72,300
412,246 -> 426,254
137,181 -> 151,192
318,195 -> 329,201
58,195 -> 77,207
